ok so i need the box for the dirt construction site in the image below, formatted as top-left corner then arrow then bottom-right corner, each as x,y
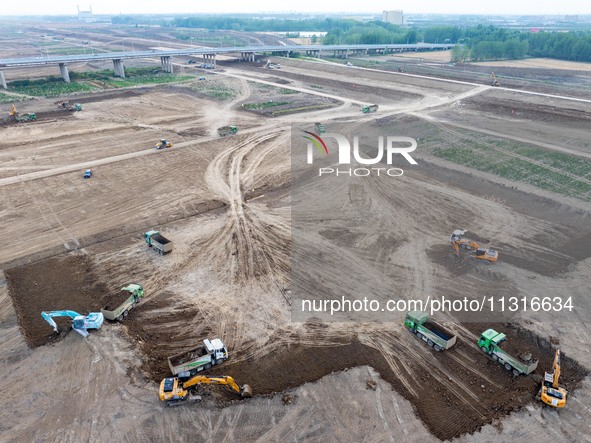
1,25 -> 591,443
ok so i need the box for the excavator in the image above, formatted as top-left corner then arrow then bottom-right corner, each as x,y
41,310 -> 104,337
540,349 -> 567,408
489,72 -> 500,87
159,373 -> 252,406
154,139 -> 173,149
450,229 -> 498,263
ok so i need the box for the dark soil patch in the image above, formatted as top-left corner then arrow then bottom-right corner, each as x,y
5,253 -> 109,347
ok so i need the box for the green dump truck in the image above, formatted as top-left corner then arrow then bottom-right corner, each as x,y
101,284 -> 144,321
361,104 -> 378,113
314,122 -> 326,134
404,311 -> 457,352
144,230 -> 173,255
478,329 -> 539,376
218,125 -> 238,137
15,113 -> 37,122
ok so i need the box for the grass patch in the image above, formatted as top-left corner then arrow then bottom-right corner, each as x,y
8,77 -> 97,97
242,101 -> 290,110
0,93 -> 28,103
433,142 -> 591,201
7,69 -> 194,96
187,78 -> 242,100
270,104 -> 333,116
280,88 -> 300,95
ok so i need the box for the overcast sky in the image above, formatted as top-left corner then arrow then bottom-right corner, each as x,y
0,0 -> 589,16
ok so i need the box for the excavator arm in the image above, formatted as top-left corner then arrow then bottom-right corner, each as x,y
41,310 -> 83,332
159,374 -> 252,404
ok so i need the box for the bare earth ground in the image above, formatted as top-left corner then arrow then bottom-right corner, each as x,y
1,28 -> 591,443
473,58 -> 591,72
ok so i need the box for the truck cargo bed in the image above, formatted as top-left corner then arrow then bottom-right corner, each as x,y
169,345 -> 207,367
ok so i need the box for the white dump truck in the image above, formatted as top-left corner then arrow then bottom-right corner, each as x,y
167,338 -> 229,376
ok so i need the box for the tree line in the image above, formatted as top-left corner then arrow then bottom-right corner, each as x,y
111,16 -> 591,62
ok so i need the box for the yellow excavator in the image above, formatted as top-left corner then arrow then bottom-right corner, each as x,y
159,373 -> 252,406
9,104 -> 17,116
450,229 -> 498,262
540,349 -> 567,408
489,72 -> 500,87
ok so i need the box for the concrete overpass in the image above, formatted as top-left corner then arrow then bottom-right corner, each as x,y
0,43 -> 453,89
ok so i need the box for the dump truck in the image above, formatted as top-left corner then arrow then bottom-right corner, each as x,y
144,230 -> 173,255
15,113 -> 37,122
314,122 -> 326,134
101,284 -> 144,322
58,101 -> 82,111
361,104 -> 378,113
404,311 -> 457,351
168,338 -> 229,376
218,125 -> 238,137
478,329 -> 539,376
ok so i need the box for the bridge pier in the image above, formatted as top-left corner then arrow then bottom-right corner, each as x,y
0,71 -> 6,90
160,56 -> 172,73
240,52 -> 255,62
113,59 -> 125,78
59,63 -> 71,83
202,54 -> 216,68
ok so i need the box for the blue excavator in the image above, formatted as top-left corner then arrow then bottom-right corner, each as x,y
41,310 -> 104,337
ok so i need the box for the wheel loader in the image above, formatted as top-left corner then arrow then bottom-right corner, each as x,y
154,139 -> 173,149
159,374 -> 252,406
450,229 -> 498,262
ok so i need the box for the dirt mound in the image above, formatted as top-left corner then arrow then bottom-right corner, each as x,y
5,253 -> 110,347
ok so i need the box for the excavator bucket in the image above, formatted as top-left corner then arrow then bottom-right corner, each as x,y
241,384 -> 253,398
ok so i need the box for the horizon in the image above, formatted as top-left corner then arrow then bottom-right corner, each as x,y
0,1 -> 590,17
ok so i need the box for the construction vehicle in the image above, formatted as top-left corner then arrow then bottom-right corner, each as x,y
144,230 -> 173,255
101,284 -> 144,322
404,311 -> 457,352
9,104 -> 37,122
450,229 -> 498,263
154,139 -> 173,149
15,113 -> 37,122
361,104 -> 379,113
41,310 -> 104,337
265,59 -> 281,70
83,169 -> 92,179
217,125 -> 238,137
478,329 -> 538,376
58,101 -> 82,111
314,122 -> 326,134
539,349 -> 567,408
159,374 -> 252,406
489,72 -> 500,87
168,338 -> 229,376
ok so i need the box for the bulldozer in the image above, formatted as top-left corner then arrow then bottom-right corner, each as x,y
159,373 -> 252,406
450,229 -> 498,263
154,139 -> 173,149
540,349 -> 567,408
